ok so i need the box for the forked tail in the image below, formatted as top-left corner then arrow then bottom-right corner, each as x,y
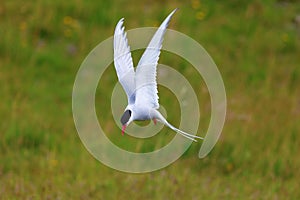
154,111 -> 203,142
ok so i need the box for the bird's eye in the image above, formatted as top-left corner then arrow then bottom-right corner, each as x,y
120,110 -> 131,125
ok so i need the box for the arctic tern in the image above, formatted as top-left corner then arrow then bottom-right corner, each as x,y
113,9 -> 203,142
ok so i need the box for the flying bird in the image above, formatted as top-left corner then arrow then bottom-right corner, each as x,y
113,9 -> 203,142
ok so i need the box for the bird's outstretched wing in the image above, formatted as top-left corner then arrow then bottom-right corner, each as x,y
135,9 -> 177,109
114,18 -> 136,105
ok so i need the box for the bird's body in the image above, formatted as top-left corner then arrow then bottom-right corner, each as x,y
126,104 -> 153,121
113,9 -> 203,142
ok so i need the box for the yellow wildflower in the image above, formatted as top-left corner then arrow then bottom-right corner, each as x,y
196,11 -> 205,20
20,22 -> 27,31
282,33 -> 289,43
191,0 -> 201,10
63,16 -> 73,26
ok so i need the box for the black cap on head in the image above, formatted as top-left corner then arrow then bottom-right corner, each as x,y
121,110 -> 131,125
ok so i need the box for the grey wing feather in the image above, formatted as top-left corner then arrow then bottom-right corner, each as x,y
135,9 -> 177,109
114,18 -> 136,104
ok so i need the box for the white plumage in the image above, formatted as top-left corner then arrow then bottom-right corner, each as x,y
113,9 -> 202,141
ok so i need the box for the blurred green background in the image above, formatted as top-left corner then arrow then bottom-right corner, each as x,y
1,0 -> 300,199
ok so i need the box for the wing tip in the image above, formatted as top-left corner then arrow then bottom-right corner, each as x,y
115,18 -> 125,33
168,8 -> 179,19
158,8 -> 178,30
172,8 -> 179,14
118,17 -> 125,24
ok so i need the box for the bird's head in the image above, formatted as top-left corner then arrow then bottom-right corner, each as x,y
120,109 -> 133,135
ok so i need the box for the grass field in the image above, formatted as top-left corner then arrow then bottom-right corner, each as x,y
1,0 -> 300,199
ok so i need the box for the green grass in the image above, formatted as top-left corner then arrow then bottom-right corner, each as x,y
1,0 -> 300,199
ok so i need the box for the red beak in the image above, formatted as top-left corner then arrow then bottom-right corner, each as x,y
122,125 -> 127,135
